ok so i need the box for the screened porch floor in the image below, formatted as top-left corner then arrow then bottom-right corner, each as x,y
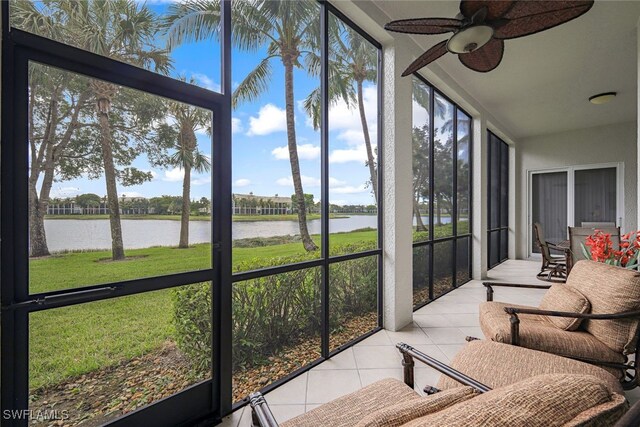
220,259 -> 640,426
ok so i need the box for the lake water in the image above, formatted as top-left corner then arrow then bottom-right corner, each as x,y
43,215 -> 448,251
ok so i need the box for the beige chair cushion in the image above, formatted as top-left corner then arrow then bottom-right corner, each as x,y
403,374 -> 628,427
281,378 -> 418,427
567,260 -> 640,354
480,302 -> 625,378
354,387 -> 477,427
437,340 -> 624,394
538,284 -> 590,331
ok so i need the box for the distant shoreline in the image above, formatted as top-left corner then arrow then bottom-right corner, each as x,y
44,213 -> 362,222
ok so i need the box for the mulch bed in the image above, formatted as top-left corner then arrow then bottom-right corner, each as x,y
233,312 -> 378,402
29,314 -> 379,426
29,341 -> 204,427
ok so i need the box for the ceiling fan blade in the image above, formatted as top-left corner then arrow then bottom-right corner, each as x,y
459,38 -> 504,72
494,1 -> 594,39
385,18 -> 462,35
402,40 -> 449,77
460,0 -> 516,21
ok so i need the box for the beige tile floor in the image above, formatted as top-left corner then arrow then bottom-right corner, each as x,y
220,259 -> 640,426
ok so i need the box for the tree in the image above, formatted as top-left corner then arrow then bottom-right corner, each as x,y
412,125 -> 429,232
304,19 -> 378,203
76,193 -> 102,209
54,0 -> 171,260
159,79 -> 211,248
291,194 -> 315,214
163,0 -> 319,251
411,77 -> 452,232
12,1 -> 94,256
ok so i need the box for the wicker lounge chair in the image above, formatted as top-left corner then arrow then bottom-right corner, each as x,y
250,341 -> 629,427
480,260 -> 640,390
532,222 -> 569,282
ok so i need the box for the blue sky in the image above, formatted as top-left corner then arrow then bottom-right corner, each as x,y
49,2 -> 378,207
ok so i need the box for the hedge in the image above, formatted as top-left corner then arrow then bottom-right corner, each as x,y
172,241 -> 378,373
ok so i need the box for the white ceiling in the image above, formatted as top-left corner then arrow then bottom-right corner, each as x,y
374,0 -> 640,139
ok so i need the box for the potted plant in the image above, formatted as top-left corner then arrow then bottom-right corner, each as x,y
582,230 -> 640,270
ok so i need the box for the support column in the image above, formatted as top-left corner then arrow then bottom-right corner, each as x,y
472,117 -> 488,279
382,42 -> 413,332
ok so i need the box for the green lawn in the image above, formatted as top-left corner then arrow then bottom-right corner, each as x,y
29,223 -> 463,390
28,229 -> 376,390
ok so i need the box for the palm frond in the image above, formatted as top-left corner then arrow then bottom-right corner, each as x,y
161,0 -> 221,50
232,56 -> 274,108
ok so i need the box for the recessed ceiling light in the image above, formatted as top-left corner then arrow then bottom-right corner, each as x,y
589,92 -> 617,105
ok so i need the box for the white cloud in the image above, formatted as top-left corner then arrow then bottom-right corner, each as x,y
162,167 -> 184,182
192,73 -> 221,92
232,117 -> 243,134
247,104 -> 287,136
316,85 -> 378,140
272,143 -> 320,160
234,178 -> 251,187
193,176 -> 212,186
329,144 -> 368,164
328,177 -> 347,187
275,176 -> 347,188
331,184 -> 368,194
276,175 -> 321,187
413,99 -> 429,127
330,199 -> 348,206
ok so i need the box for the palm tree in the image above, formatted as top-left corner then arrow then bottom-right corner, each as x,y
303,19 -> 378,203
163,0 -> 319,251
166,89 -> 211,248
52,0 -> 171,260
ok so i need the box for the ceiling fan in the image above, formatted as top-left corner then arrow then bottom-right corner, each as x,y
384,0 -> 594,76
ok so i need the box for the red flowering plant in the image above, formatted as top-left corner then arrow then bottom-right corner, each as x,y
582,230 -> 640,270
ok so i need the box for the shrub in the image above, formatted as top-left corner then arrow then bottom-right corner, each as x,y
172,241 -> 378,374
172,282 -> 212,374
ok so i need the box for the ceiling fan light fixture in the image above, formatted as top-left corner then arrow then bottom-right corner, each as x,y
589,92 -> 617,105
447,25 -> 494,54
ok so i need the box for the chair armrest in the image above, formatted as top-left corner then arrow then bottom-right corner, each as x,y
504,306 -> 640,320
615,400 -> 640,427
250,392 -> 280,427
396,342 -> 491,393
483,282 -> 551,301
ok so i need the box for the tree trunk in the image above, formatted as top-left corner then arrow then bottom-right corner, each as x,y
29,183 -> 50,257
284,61 -> 317,251
93,81 -> 125,260
357,79 -> 377,204
179,164 -> 191,248
414,198 -> 427,232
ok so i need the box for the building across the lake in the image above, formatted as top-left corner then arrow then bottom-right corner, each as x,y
232,193 -> 292,215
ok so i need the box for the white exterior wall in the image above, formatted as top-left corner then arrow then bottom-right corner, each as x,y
515,121 -> 638,259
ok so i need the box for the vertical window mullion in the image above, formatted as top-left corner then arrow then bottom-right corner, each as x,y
428,87 -> 435,301
217,0 -> 233,416
452,108 -> 458,287
320,2 -> 330,359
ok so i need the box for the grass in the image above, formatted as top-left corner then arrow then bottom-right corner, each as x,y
44,213 -> 351,222
29,222 -> 457,391
28,229 -> 376,390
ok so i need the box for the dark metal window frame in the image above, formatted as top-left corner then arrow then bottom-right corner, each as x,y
230,0 -> 384,412
411,74 -> 473,312
0,1 -> 383,425
487,130 -> 509,269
